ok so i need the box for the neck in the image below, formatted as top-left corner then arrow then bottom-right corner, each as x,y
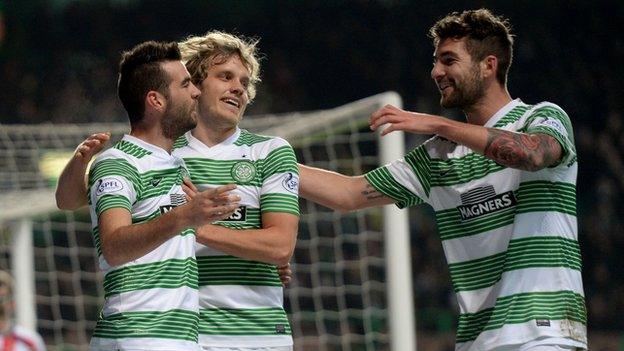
463,84 -> 512,125
191,121 -> 237,147
129,124 -> 174,153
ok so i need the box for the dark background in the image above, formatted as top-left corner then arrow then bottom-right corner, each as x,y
1,0 -> 623,349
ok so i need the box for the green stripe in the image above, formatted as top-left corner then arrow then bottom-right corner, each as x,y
492,105 -> 531,128
456,291 -> 586,342
92,226 -> 102,256
261,146 -> 298,181
93,309 -> 199,342
429,153 -> 505,188
448,237 -> 582,292
365,167 -> 423,208
114,140 -> 152,158
96,195 -> 131,216
404,146 -> 433,196
234,130 -> 272,146
199,307 -> 290,335
103,258 -> 198,298
516,181 -> 576,216
139,167 -> 185,199
173,135 -> 189,149
197,256 -> 281,286
260,193 -> 299,216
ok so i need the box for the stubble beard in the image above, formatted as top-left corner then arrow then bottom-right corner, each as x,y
440,65 -> 485,110
162,101 -> 198,140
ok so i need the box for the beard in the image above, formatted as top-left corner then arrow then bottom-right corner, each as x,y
440,65 -> 485,109
162,100 -> 198,140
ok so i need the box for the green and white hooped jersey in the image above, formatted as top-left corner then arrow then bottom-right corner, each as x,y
174,128 -> 299,348
88,135 -> 199,351
366,99 -> 587,351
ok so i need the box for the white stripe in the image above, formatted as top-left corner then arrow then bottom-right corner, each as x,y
199,285 -> 283,309
102,285 -> 199,315
456,320 -> 586,351
456,267 -> 584,314
90,337 -> 200,351
443,225 -> 512,264
199,334 -> 292,348
512,212 -> 578,241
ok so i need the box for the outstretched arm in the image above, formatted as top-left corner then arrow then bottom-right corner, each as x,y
370,105 -> 562,171
56,133 -> 111,210
298,164 -> 394,212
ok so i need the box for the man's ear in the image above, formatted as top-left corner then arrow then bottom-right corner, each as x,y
146,90 -> 166,112
481,55 -> 498,80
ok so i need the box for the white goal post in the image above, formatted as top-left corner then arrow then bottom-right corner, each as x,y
0,91 -> 415,351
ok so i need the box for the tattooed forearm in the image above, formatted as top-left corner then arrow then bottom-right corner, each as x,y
483,129 -> 562,171
361,183 -> 385,201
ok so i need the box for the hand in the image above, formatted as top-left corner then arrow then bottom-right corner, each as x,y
277,263 -> 292,286
369,104 -> 442,136
178,184 -> 241,227
182,177 -> 199,202
75,132 -> 111,162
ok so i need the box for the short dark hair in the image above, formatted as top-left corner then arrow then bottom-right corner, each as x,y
429,9 -> 514,85
117,41 -> 181,124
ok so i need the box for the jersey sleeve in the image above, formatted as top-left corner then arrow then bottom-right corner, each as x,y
522,103 -> 577,167
365,145 -> 429,209
259,139 -> 300,216
88,156 -> 140,216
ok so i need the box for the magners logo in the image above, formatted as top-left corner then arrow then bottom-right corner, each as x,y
457,186 -> 517,221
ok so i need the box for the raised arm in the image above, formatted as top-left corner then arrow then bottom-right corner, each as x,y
298,164 -> 394,212
370,105 -> 563,171
55,133 -> 111,210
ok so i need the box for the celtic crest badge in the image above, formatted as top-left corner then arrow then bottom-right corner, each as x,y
231,161 -> 256,183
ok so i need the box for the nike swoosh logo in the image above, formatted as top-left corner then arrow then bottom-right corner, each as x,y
151,178 -> 162,187
439,168 -> 454,177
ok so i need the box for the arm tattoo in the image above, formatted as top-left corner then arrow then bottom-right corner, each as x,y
483,129 -> 562,171
361,183 -> 385,201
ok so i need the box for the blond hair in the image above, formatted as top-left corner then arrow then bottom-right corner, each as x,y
179,31 -> 261,101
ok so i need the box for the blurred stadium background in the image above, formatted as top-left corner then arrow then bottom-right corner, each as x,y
1,1 -> 623,350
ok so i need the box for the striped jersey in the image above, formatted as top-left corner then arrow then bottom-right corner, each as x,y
88,135 -> 199,351
365,99 -> 587,350
173,128 -> 299,348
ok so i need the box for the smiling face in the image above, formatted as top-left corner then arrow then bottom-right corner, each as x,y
196,54 -> 250,128
431,37 -> 485,109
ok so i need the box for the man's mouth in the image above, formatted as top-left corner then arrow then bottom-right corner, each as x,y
438,81 -> 453,92
221,97 -> 240,109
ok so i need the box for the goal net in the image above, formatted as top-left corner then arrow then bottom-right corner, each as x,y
0,92 -> 412,351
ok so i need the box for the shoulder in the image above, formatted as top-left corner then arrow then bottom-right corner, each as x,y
238,130 -> 294,153
527,101 -> 569,117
